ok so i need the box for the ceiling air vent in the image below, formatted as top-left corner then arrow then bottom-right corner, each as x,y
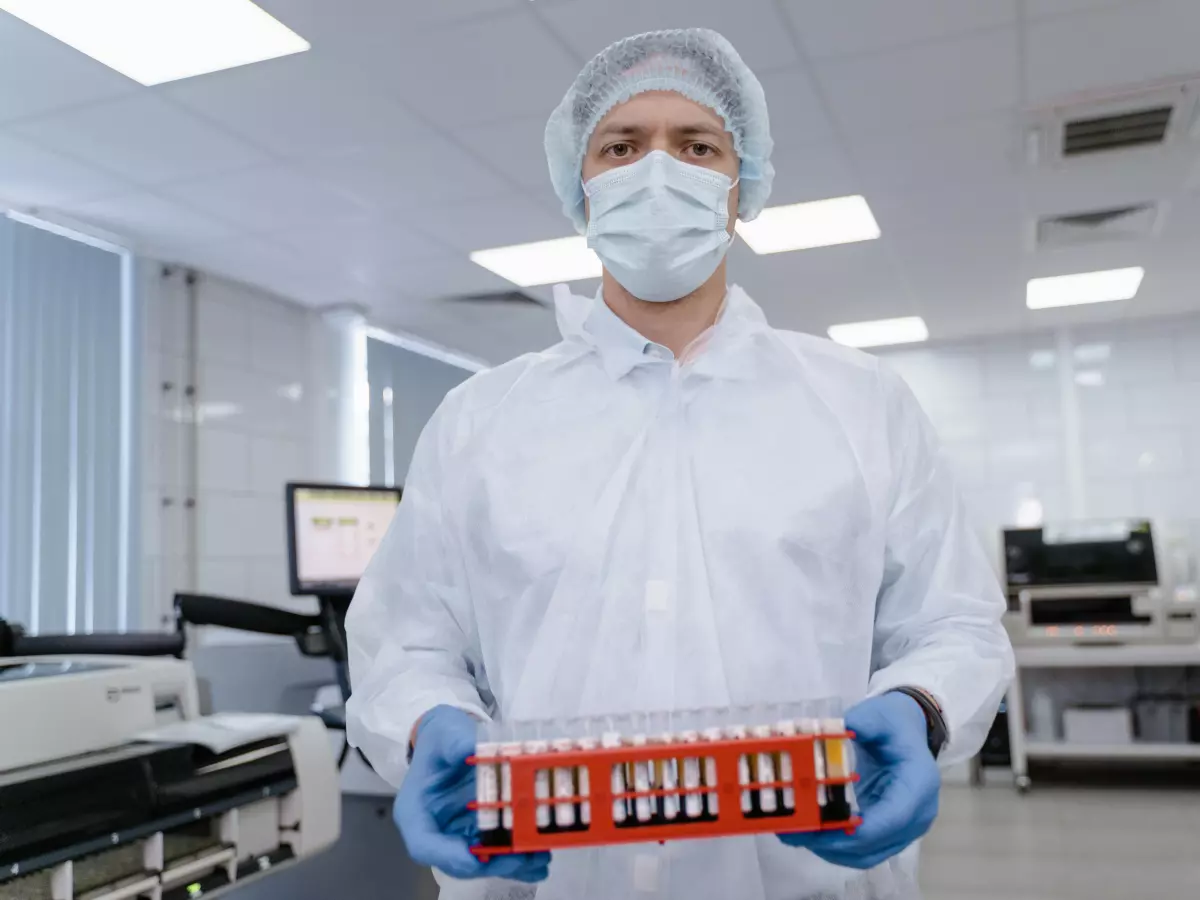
1036,202 -> 1161,248
1062,106 -> 1173,156
1025,79 -> 1199,167
442,290 -> 547,307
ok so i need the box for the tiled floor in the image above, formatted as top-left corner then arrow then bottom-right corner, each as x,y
921,785 -> 1200,899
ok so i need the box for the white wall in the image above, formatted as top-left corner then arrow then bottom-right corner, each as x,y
878,313 -> 1200,574
140,266 -> 353,632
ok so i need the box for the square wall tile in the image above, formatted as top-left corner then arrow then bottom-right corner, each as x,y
250,299 -> 310,382
197,426 -> 252,494
196,558 -> 251,600
196,281 -> 253,367
251,437 -> 309,494
198,493 -> 277,559
882,347 -> 986,405
1084,478 -> 1141,519
1076,382 -> 1129,434
987,437 -> 1064,485
249,559 -> 295,610
1083,430 -> 1189,479
981,338 -> 1060,396
1126,382 -> 1200,430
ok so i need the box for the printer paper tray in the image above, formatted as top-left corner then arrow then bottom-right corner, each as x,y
1,776 -> 296,884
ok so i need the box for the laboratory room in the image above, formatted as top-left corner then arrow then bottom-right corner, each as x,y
4,0 -> 1200,899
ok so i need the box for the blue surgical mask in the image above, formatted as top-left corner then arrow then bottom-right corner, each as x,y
583,151 -> 737,303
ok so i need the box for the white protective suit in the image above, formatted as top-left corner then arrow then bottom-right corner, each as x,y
346,284 -> 1014,900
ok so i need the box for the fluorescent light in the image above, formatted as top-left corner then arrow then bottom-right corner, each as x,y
0,0 -> 309,86
828,316 -> 928,349
470,236 -> 602,287
1026,267 -> 1145,310
736,195 -> 881,255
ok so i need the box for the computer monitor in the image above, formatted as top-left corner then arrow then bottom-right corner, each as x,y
286,483 -> 402,597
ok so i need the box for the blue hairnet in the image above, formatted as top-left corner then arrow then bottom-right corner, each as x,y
545,29 -> 775,234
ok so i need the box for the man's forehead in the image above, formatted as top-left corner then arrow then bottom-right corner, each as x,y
594,91 -> 728,135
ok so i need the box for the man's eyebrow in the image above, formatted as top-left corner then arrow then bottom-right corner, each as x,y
677,123 -> 730,139
593,123 -> 646,138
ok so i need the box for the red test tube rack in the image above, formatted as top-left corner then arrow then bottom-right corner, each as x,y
468,715 -> 860,858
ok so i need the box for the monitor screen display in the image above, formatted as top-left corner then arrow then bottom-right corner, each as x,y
288,485 -> 401,595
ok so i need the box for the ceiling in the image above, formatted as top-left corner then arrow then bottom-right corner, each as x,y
2,0 -> 1200,363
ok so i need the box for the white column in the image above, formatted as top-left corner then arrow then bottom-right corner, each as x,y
310,305 -> 370,485
1055,329 -> 1087,519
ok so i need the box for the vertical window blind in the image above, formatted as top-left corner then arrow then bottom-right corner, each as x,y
0,215 -> 139,634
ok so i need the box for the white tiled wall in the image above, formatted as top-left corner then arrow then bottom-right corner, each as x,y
877,315 -> 1200,572
141,267 -> 339,631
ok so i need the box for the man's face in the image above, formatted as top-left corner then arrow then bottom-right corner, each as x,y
582,90 -> 740,234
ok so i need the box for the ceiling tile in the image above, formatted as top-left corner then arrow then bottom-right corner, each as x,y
292,137 -> 511,214
451,116 -> 556,191
868,174 -> 1025,237
272,218 -> 455,286
850,114 -> 1021,189
0,132 -> 132,206
61,191 -> 239,248
11,94 -> 268,186
0,13 -> 137,124
383,253 -> 516,301
162,167 -> 367,230
1024,0 -> 1145,18
536,0 -> 801,72
1026,0 -> 1200,104
160,51 -> 429,160
764,141 -> 862,207
781,0 -> 1016,60
418,191 -> 572,253
167,235 -> 336,304
254,0 -> 524,45
757,69 -> 839,150
733,240 -> 913,332
365,12 -> 580,129
815,28 -> 1020,134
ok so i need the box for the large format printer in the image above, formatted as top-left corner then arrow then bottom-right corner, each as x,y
0,652 -> 340,900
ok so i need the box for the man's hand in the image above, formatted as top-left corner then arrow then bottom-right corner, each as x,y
778,692 -> 939,870
393,705 -> 551,882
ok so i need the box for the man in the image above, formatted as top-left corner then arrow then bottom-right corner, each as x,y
346,28 -> 1013,900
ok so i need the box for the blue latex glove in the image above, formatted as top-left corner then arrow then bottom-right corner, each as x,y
778,692 -> 940,870
393,705 -> 551,882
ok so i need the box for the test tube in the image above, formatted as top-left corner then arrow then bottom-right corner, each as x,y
725,719 -> 753,815
601,731 -> 628,825
679,724 -> 704,820
657,731 -> 680,821
498,734 -> 524,834
774,716 -> 797,813
576,734 -> 598,826
552,737 -> 578,829
750,723 -> 779,816
629,733 -> 654,824
525,736 -> 553,832
799,718 -> 827,812
475,725 -> 503,845
821,717 -> 852,824
701,723 -> 723,818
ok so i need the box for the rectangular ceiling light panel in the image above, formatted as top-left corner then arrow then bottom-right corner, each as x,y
470,236 -> 602,287
828,316 -> 928,349
0,0 -> 310,85
1026,267 -> 1145,309
736,195 -> 881,255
